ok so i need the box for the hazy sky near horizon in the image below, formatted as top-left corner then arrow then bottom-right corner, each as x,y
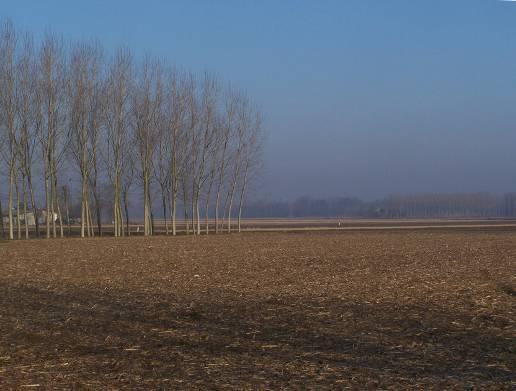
3,0 -> 516,200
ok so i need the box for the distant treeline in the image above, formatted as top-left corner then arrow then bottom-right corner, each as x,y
244,193 -> 516,218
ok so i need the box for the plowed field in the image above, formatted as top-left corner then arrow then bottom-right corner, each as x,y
0,231 -> 514,389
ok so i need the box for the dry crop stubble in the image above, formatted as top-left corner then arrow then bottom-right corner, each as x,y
0,230 -> 514,388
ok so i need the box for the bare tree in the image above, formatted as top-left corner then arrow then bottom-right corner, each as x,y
237,110 -> 263,232
68,42 -> 95,237
181,173 -> 191,235
87,42 -> 104,237
62,183 -> 71,235
214,86 -> 238,233
165,68 -> 187,236
0,20 -> 17,240
132,57 -> 162,236
203,114 -> 226,235
67,41 -> 105,238
104,48 -> 132,237
183,73 -> 198,234
0,20 -> 265,240
39,32 -> 67,238
155,90 -> 171,235
121,147 -> 135,236
225,93 -> 250,233
204,136 -> 218,235
194,73 -> 218,235
15,33 -> 40,238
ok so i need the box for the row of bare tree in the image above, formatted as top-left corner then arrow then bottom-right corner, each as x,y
0,20 -> 263,239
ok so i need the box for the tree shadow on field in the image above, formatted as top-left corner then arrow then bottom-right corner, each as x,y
0,282 -> 514,388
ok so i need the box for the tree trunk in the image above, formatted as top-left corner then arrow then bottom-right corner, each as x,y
27,173 -> 39,238
63,186 -> 71,237
8,161 -> 14,240
114,175 -> 125,238
226,166 -> 240,234
162,189 -> 168,235
143,175 -> 152,236
196,197 -> 201,235
22,174 -> 29,239
85,201 -> 92,237
119,202 -> 125,237
215,191 -> 221,233
93,192 -> 102,237
55,176 -> 64,238
15,169 -> 21,240
81,177 -> 86,238
51,164 -> 56,238
44,152 -> 50,238
191,186 -> 196,235
170,186 -> 177,236
205,197 -> 210,235
113,188 -> 118,237
204,175 -> 214,235
0,197 -> 4,238
214,141 -> 228,234
96,199 -> 102,236
183,181 -> 189,235
237,161 -> 250,233
123,190 -> 130,236
227,192 -> 234,234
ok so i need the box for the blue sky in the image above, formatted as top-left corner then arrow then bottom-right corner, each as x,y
2,0 -> 516,200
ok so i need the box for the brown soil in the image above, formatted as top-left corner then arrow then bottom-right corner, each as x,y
0,231 -> 515,389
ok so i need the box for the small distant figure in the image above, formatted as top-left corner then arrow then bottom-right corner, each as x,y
136,226 -> 140,233
338,221 -> 342,227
